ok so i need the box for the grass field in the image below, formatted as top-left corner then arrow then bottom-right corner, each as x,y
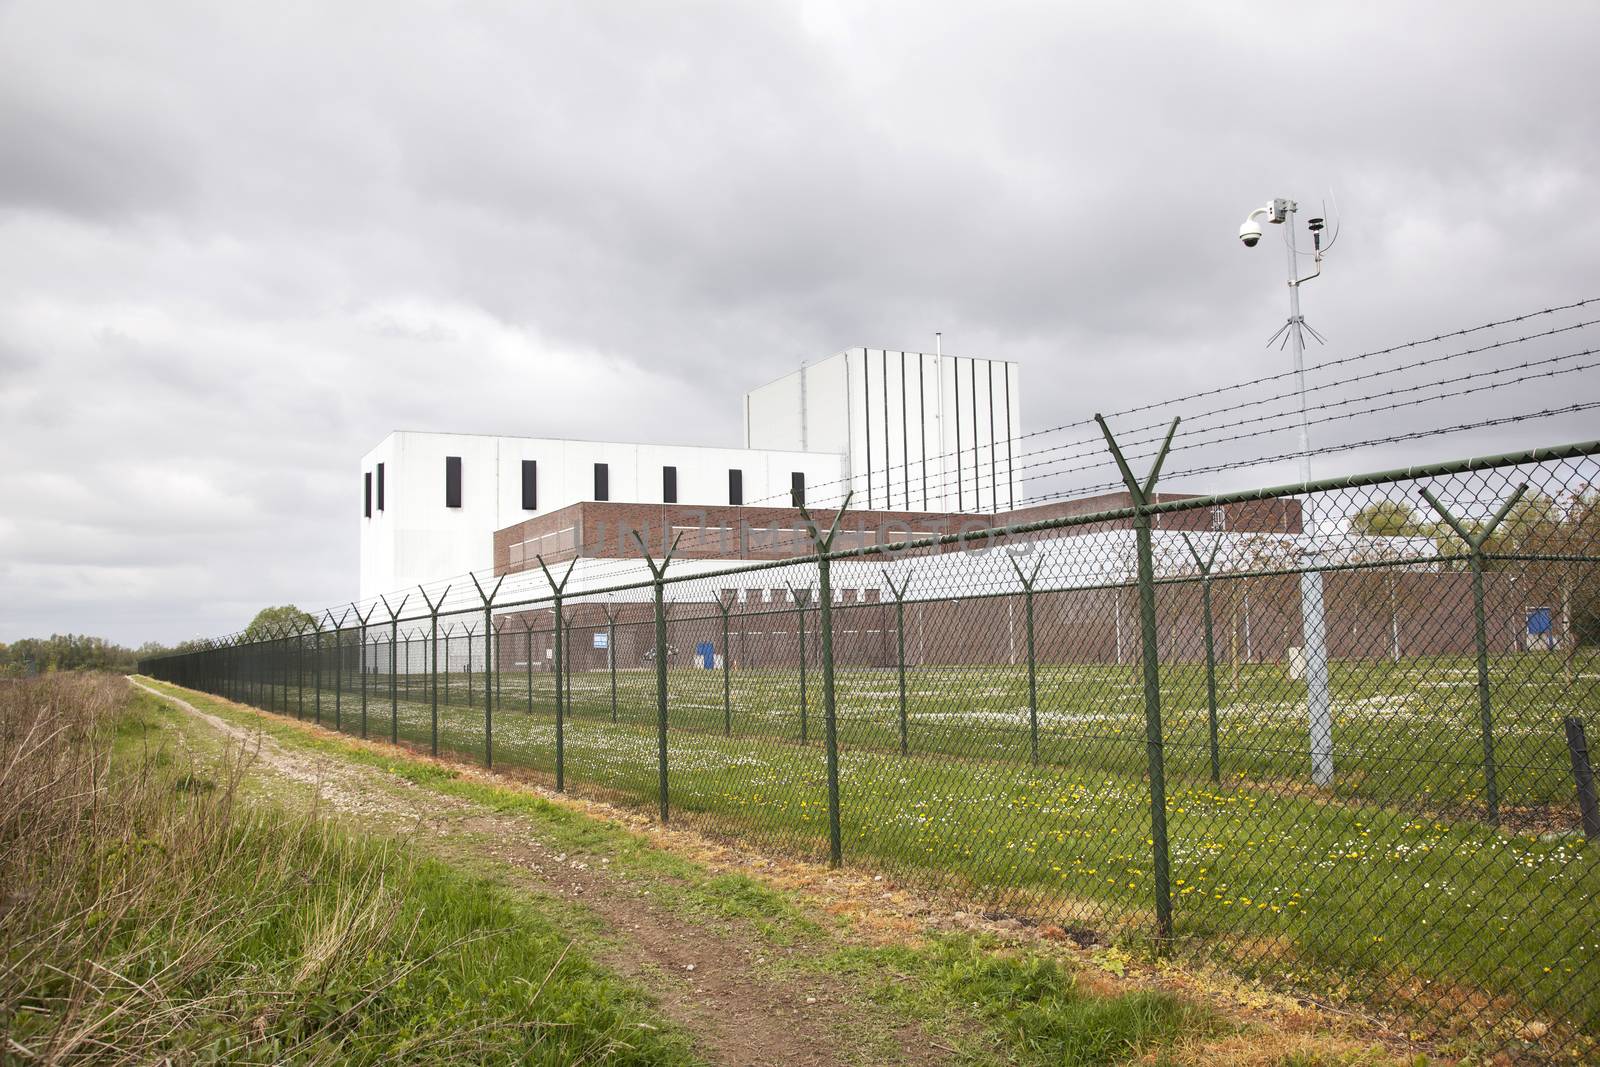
227,649 -> 1600,1045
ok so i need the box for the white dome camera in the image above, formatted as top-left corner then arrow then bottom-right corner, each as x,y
1238,219 -> 1264,247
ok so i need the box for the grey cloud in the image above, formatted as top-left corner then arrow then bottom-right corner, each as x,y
1,0 -> 1597,644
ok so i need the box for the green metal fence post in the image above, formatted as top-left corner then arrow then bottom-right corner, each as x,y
275,627 -> 286,713
523,621 -> 535,715
494,618 -> 505,708
419,586 -> 450,759
465,625 -> 475,710
352,602 -> 376,739
1010,557 -> 1042,764
328,609 -> 349,732
380,594 -> 407,746
604,605 -> 618,723
296,624 -> 305,720
1419,482 -> 1528,827
718,595 -> 733,736
470,573 -> 506,771
1098,414 -> 1179,943
441,624 -> 453,710
788,582 -> 812,744
311,615 -> 325,726
882,568 -> 912,757
535,558 -> 577,792
1182,534 -> 1223,784
632,530 -> 683,823
800,495 -> 852,869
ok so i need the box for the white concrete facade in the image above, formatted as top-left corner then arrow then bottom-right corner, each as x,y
743,348 -> 1023,514
359,432 -> 844,600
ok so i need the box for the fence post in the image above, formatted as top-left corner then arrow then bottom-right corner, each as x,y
633,530 -> 683,823
535,558 -> 577,792
494,618 -> 505,708
352,602 -> 376,739
470,574 -> 506,771
1420,482 -> 1527,827
327,609 -> 349,732
799,495 -> 852,869
296,624 -> 305,719
278,629 -> 288,712
1010,557 -> 1042,764
1564,717 -> 1600,841
883,568 -> 912,757
1097,414 -> 1178,944
788,582 -> 812,744
311,615 -> 326,726
1182,535 -> 1223,784
718,595 -> 733,736
418,586 -> 449,759
440,624 -> 453,710
523,621 -> 535,716
605,606 -> 619,723
381,594 -> 408,746
492,617 -> 505,710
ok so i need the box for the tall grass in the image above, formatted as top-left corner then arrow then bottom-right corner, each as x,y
0,674 -> 698,1065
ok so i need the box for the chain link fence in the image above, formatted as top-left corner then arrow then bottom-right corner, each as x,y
142,435 -> 1600,1060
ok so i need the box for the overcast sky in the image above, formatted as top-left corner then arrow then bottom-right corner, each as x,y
2,1 -> 1597,646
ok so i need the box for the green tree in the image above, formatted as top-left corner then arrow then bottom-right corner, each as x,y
0,634 -> 140,676
244,605 -> 317,641
1349,500 -> 1427,538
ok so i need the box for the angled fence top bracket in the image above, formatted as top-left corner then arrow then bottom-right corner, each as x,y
1095,414 -> 1180,505
1419,482 -> 1530,551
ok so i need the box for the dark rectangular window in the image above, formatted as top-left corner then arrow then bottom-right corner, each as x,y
662,465 -> 678,503
364,472 -> 372,518
728,468 -> 743,505
790,471 -> 805,508
521,460 -> 538,510
445,456 -> 462,508
376,462 -> 385,511
593,462 -> 609,501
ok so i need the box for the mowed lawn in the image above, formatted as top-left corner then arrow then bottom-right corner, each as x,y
253,651 -> 1600,1037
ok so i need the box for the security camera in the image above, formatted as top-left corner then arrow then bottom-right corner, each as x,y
1238,220 -> 1263,247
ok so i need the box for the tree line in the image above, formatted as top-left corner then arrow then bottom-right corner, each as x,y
1,606 -> 315,678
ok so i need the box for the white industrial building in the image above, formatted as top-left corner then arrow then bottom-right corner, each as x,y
359,348 -> 1023,600
745,348 -> 1021,514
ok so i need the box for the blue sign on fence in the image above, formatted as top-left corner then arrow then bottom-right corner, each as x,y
593,632 -> 609,649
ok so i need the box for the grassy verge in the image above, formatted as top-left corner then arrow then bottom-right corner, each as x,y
1,674 -> 700,1065
140,677 -> 1256,1065
802,936 -> 1206,1067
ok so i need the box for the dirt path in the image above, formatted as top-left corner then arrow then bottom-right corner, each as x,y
131,679 -> 945,1067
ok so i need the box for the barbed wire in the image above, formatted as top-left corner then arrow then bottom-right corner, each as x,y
1018,399 -> 1600,506
815,345 -> 1600,519
735,299 -> 1600,509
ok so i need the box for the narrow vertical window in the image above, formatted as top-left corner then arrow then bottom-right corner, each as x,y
790,471 -> 805,508
662,465 -> 678,503
594,462 -> 609,501
521,460 -> 538,510
728,468 -> 743,505
445,456 -> 462,508
364,472 -> 372,518
376,462 -> 385,511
